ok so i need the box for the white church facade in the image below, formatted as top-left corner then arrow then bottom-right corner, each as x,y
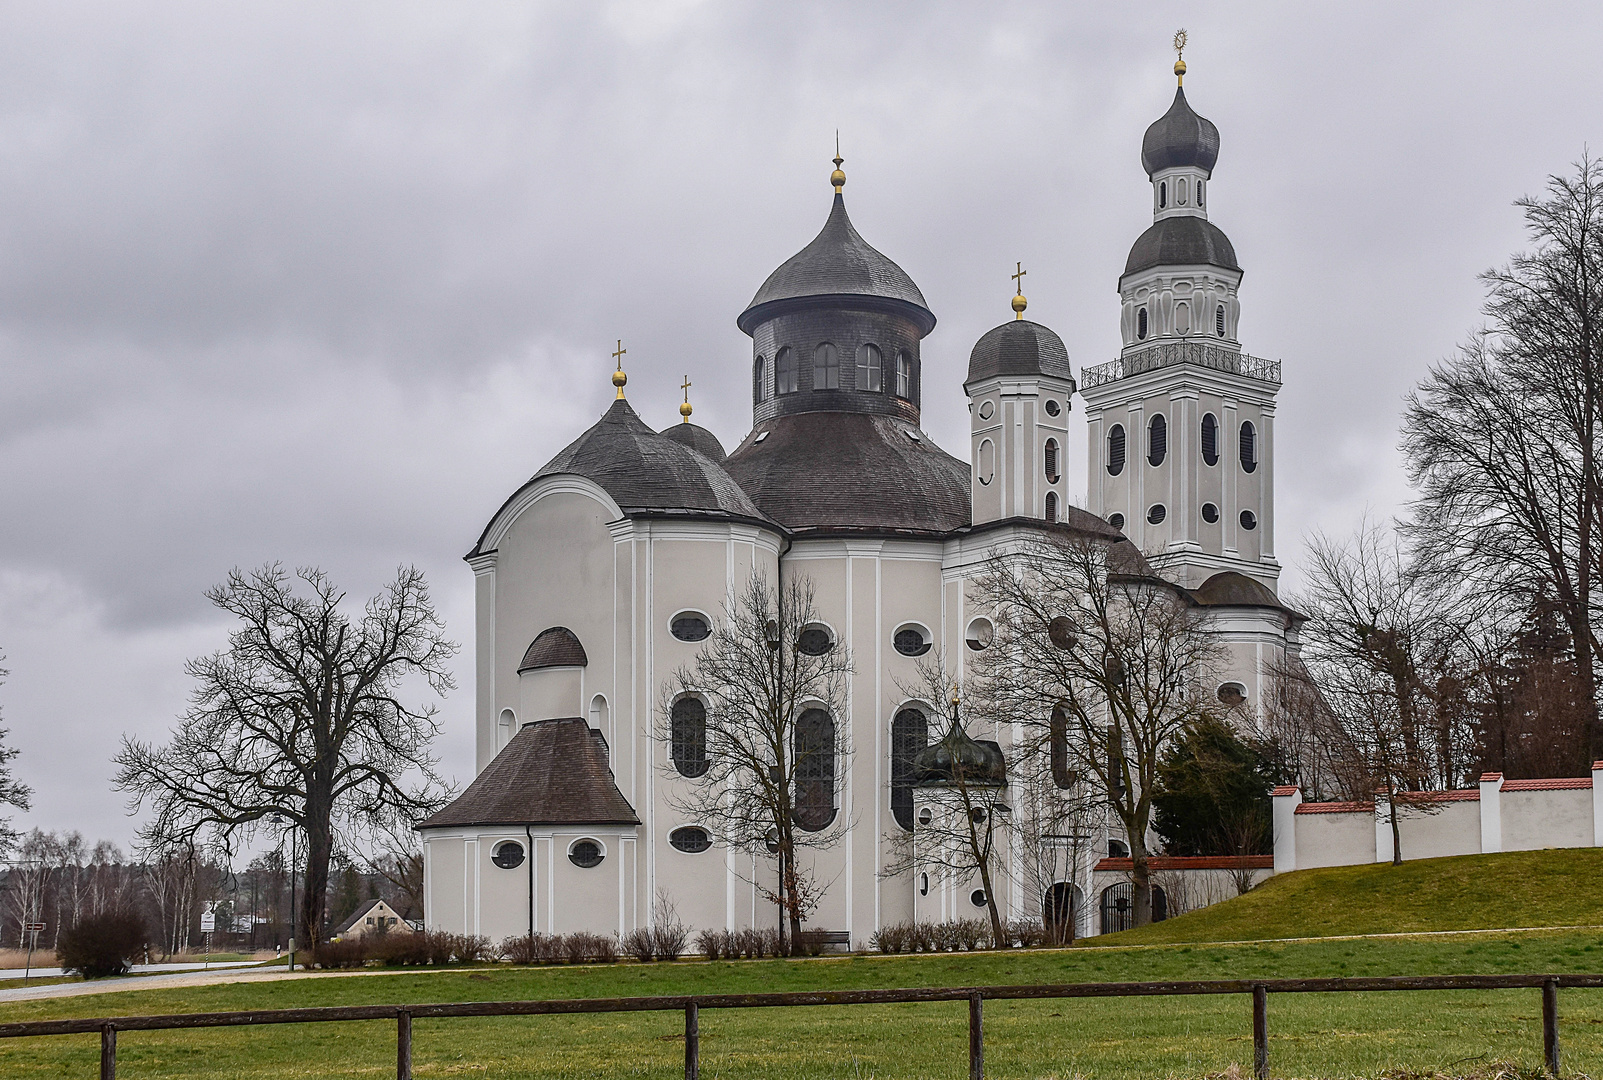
419,65 -> 1301,946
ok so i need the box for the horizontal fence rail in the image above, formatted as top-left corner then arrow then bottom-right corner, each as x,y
1,973 -> 1594,1080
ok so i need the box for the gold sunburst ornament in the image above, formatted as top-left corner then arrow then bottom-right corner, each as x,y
1173,28 -> 1188,85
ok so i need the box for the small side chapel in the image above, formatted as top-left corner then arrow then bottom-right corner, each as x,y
419,55 -> 1299,946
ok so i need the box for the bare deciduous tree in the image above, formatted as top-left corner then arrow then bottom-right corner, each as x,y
0,656 -> 33,859
657,573 -> 852,946
969,532 -> 1223,928
114,565 -> 456,954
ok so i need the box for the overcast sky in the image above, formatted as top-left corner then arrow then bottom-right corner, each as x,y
0,1 -> 1597,851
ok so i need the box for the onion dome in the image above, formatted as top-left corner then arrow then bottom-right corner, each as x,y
659,421 -> 727,463
914,701 -> 1007,787
1123,216 -> 1239,277
518,626 -> 587,672
1141,87 -> 1220,176
737,192 -> 935,336
965,319 -> 1073,390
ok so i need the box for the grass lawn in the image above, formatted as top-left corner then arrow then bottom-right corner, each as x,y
1104,849 -> 1603,947
2,930 -> 1603,1078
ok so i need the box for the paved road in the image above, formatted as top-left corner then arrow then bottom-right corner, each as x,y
0,965 -> 399,1006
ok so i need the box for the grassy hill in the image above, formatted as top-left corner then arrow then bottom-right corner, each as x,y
1096,847 -> 1603,945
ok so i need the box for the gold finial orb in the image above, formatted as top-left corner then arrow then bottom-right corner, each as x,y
612,367 -> 627,398
1012,293 -> 1028,319
680,400 -> 693,420
831,133 -> 845,191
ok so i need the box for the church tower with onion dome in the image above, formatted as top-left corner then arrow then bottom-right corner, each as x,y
1080,42 -> 1283,592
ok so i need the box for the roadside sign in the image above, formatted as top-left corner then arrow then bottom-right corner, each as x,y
23,922 -> 45,933
199,912 -> 216,932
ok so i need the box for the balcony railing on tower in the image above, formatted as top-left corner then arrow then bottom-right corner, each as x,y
1079,342 -> 1281,390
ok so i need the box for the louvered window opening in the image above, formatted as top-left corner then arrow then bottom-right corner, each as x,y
1148,414 -> 1167,466
1201,413 -> 1219,466
1044,439 -> 1059,483
1107,425 -> 1126,475
1240,421 -> 1258,472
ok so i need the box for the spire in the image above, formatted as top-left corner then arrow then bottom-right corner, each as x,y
831,133 -> 845,193
1173,28 -> 1187,86
680,375 -> 693,423
1011,261 -> 1028,320
611,339 -> 627,399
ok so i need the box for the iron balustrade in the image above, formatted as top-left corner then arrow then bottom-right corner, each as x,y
1081,342 -> 1282,390
0,972 -> 1591,1080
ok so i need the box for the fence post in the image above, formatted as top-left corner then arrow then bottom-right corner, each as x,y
100,1023 -> 116,1080
969,991 -> 984,1080
685,1002 -> 699,1080
397,1010 -> 412,1080
1252,983 -> 1268,1080
1543,978 -> 1559,1077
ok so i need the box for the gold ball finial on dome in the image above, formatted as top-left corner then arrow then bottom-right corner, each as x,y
611,339 -> 628,399
680,375 -> 693,423
831,130 -> 845,192
1173,28 -> 1188,85
1010,261 -> 1028,320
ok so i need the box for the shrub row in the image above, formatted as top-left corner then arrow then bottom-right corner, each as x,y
620,924 -> 689,962
316,930 -> 494,969
869,919 -> 1052,954
695,927 -> 835,959
499,931 -> 619,965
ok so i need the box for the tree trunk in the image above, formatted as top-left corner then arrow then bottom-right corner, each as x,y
1126,822 -> 1153,927
1387,781 -> 1404,867
300,795 -> 334,958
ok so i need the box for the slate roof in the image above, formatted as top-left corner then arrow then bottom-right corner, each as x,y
420,718 -> 639,829
723,411 -> 971,536
737,193 -> 935,335
518,626 -> 587,672
1123,215 -> 1240,277
1141,87 -> 1221,176
1190,571 -> 1282,608
965,319 -> 1074,388
658,421 -> 727,463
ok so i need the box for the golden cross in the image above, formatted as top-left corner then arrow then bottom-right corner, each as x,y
1012,262 -> 1027,294
612,339 -> 627,369
681,375 -> 692,402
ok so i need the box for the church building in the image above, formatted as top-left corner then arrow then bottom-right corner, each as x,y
419,59 -> 1298,945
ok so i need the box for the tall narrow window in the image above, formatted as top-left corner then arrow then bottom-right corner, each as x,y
1201,413 -> 1219,466
1050,702 -> 1073,789
795,709 -> 836,831
1216,304 -> 1226,337
775,347 -> 797,395
1107,425 -> 1126,476
890,708 -> 928,831
670,696 -> 708,778
856,343 -> 883,392
895,350 -> 913,400
1197,180 -> 1204,207
1148,413 -> 1167,466
1137,307 -> 1148,340
1045,492 -> 1059,522
813,342 -> 839,389
1159,181 -> 1167,208
753,355 -> 766,404
1240,421 -> 1258,473
1177,177 -> 1188,205
1044,439 -> 1059,483
1175,301 -> 1191,335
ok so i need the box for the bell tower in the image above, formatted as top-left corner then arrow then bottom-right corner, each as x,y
1079,46 -> 1282,592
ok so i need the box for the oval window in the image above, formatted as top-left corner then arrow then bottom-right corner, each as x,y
977,399 -> 995,420
1201,413 -> 1219,466
669,826 -> 712,853
1107,424 -> 1126,476
970,889 -> 988,908
1201,502 -> 1220,524
1148,504 -> 1167,525
1240,421 -> 1258,473
1108,513 -> 1125,531
671,613 -> 711,642
1218,683 -> 1247,706
1044,399 -> 1062,417
1216,304 -> 1226,337
977,438 -> 995,486
1137,307 -> 1148,340
893,626 -> 931,657
1241,510 -> 1258,531
492,841 -> 525,870
568,839 -> 604,869
796,624 -> 834,656
918,807 -> 933,826
1048,616 -> 1077,651
1148,414 -> 1167,466
966,618 -> 994,651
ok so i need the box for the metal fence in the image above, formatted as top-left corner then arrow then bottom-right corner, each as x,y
0,972 -> 1594,1080
1080,342 -> 1283,390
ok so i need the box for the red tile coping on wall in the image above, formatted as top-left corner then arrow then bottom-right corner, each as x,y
1402,789 -> 1480,802
1594,761 -> 1603,772
1479,772 -> 1503,783
1093,855 -> 1274,872
1294,800 -> 1376,814
1502,777 -> 1594,791
1270,785 -> 1300,797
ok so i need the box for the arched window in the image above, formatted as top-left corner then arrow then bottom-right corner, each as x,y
856,343 -> 882,392
1137,307 -> 1148,340
794,709 -> 836,831
588,695 -> 609,744
1100,882 -> 1133,935
814,342 -> 839,389
753,355 -> 766,404
890,707 -> 928,831
1050,702 -> 1073,789
1159,181 -> 1167,209
1107,425 -> 1126,476
894,350 -> 916,401
1201,413 -> 1219,466
1045,491 -> 1058,522
498,708 -> 516,744
1044,439 -> 1059,483
670,696 -> 708,778
1216,304 -> 1226,337
1240,421 -> 1258,473
1148,413 -> 1167,466
775,347 -> 797,395
1043,882 -> 1081,944
976,438 -> 995,486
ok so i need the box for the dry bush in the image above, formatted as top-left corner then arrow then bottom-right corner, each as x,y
651,923 -> 688,961
622,928 -> 656,963
314,937 -> 368,969
695,929 -> 723,960
870,923 -> 907,954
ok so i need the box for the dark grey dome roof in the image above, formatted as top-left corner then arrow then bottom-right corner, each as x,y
965,319 -> 1073,388
519,626 -> 588,672
1124,215 -> 1240,277
738,193 -> 935,336
659,422 -> 727,463
724,411 -> 970,536
1191,571 -> 1283,609
914,713 -> 1006,787
1142,87 -> 1220,176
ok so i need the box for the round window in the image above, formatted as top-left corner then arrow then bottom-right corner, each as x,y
917,807 -> 933,826
965,618 -> 994,651
1108,513 -> 1125,531
568,839 -> 604,869
671,613 -> 711,642
1044,399 -> 1062,417
969,807 -> 986,824
1218,683 -> 1247,706
1048,615 -> 1077,651
668,826 -> 712,853
978,399 -> 996,420
893,626 -> 930,657
1147,504 -> 1167,525
1201,502 -> 1220,524
1240,510 -> 1258,531
970,889 -> 987,908
797,625 -> 834,655
491,841 -> 525,870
